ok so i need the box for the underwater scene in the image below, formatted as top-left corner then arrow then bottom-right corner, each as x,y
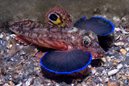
0,0 -> 129,86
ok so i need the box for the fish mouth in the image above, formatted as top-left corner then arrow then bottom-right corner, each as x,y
90,42 -> 105,59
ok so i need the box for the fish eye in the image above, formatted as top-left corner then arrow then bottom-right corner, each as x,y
83,36 -> 91,46
48,13 -> 58,22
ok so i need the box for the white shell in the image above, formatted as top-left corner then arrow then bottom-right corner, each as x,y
117,64 -> 123,69
108,69 -> 119,76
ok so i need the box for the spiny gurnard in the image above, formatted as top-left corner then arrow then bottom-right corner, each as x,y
9,6 -> 115,75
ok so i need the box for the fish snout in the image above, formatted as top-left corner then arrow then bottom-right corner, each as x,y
92,42 -> 105,58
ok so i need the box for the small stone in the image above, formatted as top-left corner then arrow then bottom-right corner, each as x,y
113,16 -> 120,22
10,34 -> 16,38
71,84 -> 74,86
8,81 -> 15,86
114,42 -> 124,46
126,47 -> 129,51
117,64 -> 123,69
81,82 -> 87,86
91,67 -> 96,74
77,83 -> 82,86
25,78 -> 33,86
120,49 -> 127,55
0,34 -> 4,38
19,50 -> 26,55
5,36 -> 10,41
108,80 -> 120,86
55,83 -> 60,86
68,27 -> 78,33
3,83 -> 10,86
47,83 -> 51,86
113,59 -> 121,65
96,83 -> 103,86
108,69 -> 119,76
104,77 -> 109,83
6,44 -> 13,48
18,45 -> 24,49
124,79 -> 128,85
16,82 -> 22,86
126,52 -> 129,57
34,51 -> 44,59
115,27 -> 121,32
124,56 -> 129,65
101,57 -> 107,62
0,39 -> 7,48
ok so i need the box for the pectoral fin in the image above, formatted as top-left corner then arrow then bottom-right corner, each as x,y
74,16 -> 115,36
40,49 -> 92,74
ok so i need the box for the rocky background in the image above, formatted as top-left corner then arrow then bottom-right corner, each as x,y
0,0 -> 129,86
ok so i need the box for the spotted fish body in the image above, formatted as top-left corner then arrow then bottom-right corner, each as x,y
9,19 -> 104,58
9,6 -> 115,75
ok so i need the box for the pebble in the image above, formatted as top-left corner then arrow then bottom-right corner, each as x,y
16,82 -> 22,86
115,27 -> 121,32
8,81 -> 15,86
10,34 -> 16,38
3,83 -> 10,86
113,16 -> 120,22
126,47 -> 129,51
68,27 -> 78,33
1,16 -> 129,86
55,83 -> 60,86
19,50 -> 26,55
0,33 -> 4,38
120,49 -> 127,55
117,64 -> 123,69
108,69 -> 119,76
104,77 -> 109,83
0,39 -> 7,47
124,79 -> 128,85
101,58 -> 107,62
5,36 -> 10,41
91,67 -> 96,74
114,42 -> 124,46
108,80 -> 119,86
81,82 -> 87,86
6,44 -> 13,48
24,78 -> 33,86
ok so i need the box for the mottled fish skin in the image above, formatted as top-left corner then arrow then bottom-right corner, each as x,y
9,19 -> 104,59
9,19 -> 68,50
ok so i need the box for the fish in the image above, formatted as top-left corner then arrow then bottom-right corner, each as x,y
9,6 -> 115,75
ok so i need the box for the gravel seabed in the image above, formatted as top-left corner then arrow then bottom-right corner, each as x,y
0,15 -> 129,86
0,0 -> 129,86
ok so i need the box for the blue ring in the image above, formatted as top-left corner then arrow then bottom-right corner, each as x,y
90,16 -> 115,36
40,51 -> 92,75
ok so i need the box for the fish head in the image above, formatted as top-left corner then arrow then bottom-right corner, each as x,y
9,19 -> 105,59
79,30 -> 105,59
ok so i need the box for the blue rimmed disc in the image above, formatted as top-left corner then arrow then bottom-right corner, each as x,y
40,50 -> 92,74
74,16 -> 115,36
